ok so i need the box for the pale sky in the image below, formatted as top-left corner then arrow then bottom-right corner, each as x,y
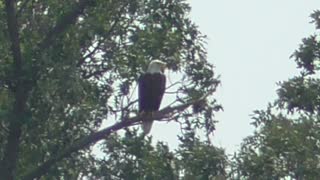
152,1 -> 320,154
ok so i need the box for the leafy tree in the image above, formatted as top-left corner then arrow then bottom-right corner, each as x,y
91,130 -> 178,180
0,0 -> 223,179
231,10 -> 320,180
92,128 -> 227,180
176,128 -> 227,180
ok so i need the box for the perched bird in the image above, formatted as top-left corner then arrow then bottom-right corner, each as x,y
138,60 -> 166,134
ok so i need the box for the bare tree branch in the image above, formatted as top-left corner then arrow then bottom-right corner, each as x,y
21,91 -> 212,180
78,39 -> 103,67
166,80 -> 181,90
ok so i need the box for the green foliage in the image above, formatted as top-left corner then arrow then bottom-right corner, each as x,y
232,110 -> 320,179
177,130 -> 227,180
94,130 -> 177,180
277,11 -> 320,114
290,10 -> 320,75
231,10 -> 320,180
0,0 -> 223,179
277,76 -> 320,114
90,129 -> 227,180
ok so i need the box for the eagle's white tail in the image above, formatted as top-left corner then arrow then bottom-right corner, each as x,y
142,121 -> 153,135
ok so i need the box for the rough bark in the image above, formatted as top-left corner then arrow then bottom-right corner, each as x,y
0,1 -> 25,179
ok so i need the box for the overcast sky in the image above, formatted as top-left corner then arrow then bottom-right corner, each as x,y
152,1 -> 320,154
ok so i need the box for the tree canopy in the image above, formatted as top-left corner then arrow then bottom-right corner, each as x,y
0,0 -> 224,179
231,10 -> 320,180
2,0 -> 319,179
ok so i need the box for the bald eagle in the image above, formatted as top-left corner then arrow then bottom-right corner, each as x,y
138,60 -> 166,134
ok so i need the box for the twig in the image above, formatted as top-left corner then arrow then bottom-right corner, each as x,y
165,80 -> 181,90
78,39 -> 103,67
165,91 -> 180,94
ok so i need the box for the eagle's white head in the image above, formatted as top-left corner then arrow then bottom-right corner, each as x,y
147,60 -> 167,74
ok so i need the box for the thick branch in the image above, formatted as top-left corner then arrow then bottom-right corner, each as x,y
0,1 -> 26,180
38,0 -> 97,50
5,0 -> 22,72
21,92 -> 211,180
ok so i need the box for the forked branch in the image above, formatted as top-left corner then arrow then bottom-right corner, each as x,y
21,90 -> 212,180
